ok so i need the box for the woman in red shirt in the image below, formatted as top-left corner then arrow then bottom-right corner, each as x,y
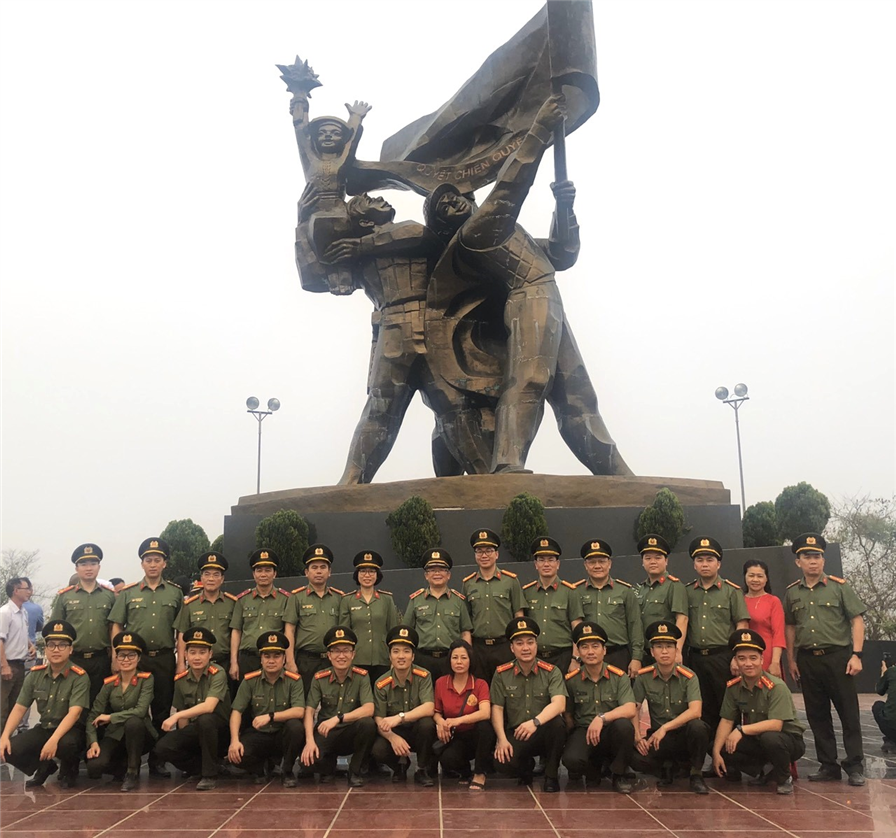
433,639 -> 494,790
743,560 -> 786,677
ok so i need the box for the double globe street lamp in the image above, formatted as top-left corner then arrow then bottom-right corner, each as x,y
246,396 -> 280,495
715,383 -> 749,514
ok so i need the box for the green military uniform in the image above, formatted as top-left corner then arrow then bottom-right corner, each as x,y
308,665 -> 375,722
784,569 -> 866,776
634,664 -> 702,727
565,662 -> 635,725
171,663 -> 231,723
576,578 -> 644,669
337,590 -> 400,675
404,588 -> 472,677
284,585 -> 344,689
86,670 -> 156,779
175,591 -> 238,664
523,578 -> 582,673
108,578 -> 183,747
51,582 -> 116,702
636,575 -> 688,634
230,587 -> 291,676
463,568 -> 525,682
6,660 -> 91,781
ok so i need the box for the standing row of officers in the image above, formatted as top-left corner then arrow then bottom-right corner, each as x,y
0,528 -> 867,794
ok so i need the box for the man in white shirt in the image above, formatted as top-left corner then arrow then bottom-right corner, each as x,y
1,579 -> 36,727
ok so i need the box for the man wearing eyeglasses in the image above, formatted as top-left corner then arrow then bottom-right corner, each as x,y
51,544 -> 117,703
522,537 -> 582,676
463,529 -> 526,683
0,620 -> 89,788
1,579 -> 36,743
575,539 -> 644,678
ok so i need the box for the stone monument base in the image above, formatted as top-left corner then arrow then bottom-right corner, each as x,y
224,473 -> 740,577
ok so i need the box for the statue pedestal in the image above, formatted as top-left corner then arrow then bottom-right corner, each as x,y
224,474 -> 741,583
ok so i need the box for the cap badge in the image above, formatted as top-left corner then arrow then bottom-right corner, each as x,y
807,536 -> 816,545
260,551 -> 269,560
479,531 -> 487,539
267,634 -> 278,643
54,623 -> 64,632
741,632 -> 751,642
315,547 -> 323,555
399,628 -> 408,637
540,538 -> 549,547
517,620 -> 527,630
84,546 -> 93,554
700,538 -> 710,547
582,625 -> 592,634
658,624 -> 668,633
648,537 -> 657,546
123,635 -> 132,643
364,553 -> 372,560
150,540 -> 159,549
591,541 -> 600,550
432,551 -> 440,559
336,629 -> 345,638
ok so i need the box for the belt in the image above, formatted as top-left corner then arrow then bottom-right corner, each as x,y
74,650 -> 107,659
689,646 -> 729,656
538,648 -> 571,659
297,649 -> 329,659
145,649 -> 174,657
800,646 -> 850,657
604,644 -> 628,654
419,649 -> 449,658
474,637 -> 508,646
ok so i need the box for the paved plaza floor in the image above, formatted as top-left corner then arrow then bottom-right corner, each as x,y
2,694 -> 895,837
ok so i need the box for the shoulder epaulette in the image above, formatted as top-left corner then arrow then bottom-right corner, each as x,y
174,670 -> 189,681
726,676 -> 742,687
57,584 -> 76,594
376,675 -> 393,689
724,579 -> 742,590
637,665 -> 656,676
169,579 -> 182,590
606,664 -> 626,676
378,589 -> 393,596
31,663 -> 47,671
667,574 -> 680,582
500,569 -> 518,578
450,589 -> 466,600
536,660 -> 555,672
786,579 -> 800,588
828,575 -> 846,584
341,590 -> 354,597
689,579 -> 698,586
100,581 -> 115,591
315,668 -> 332,680
244,670 -> 262,680
329,587 -> 345,596
463,572 -> 477,583
496,661 -> 514,673
224,592 -> 239,601
565,668 -> 581,681
760,675 -> 775,689
574,579 -> 587,587
674,666 -> 695,679
137,671 -> 151,679
103,674 -> 117,684
409,588 -> 426,600
208,665 -> 220,675
412,667 -> 429,678
122,581 -> 140,590
615,579 -> 633,588
70,665 -> 86,676
278,588 -> 291,596
236,589 -> 252,599
522,580 -> 537,590
561,580 -> 578,590
291,586 -> 307,595
184,593 -> 200,605
352,666 -> 368,676
284,670 -> 300,681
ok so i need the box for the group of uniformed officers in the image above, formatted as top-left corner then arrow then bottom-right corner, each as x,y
0,527 -> 867,796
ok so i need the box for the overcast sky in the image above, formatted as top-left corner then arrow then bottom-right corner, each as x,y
1,0 -> 893,593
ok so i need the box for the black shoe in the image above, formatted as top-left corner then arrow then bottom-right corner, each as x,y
723,768 -> 742,782
612,774 -> 633,794
392,765 -> 408,783
347,771 -> 365,788
148,761 -> 171,778
121,772 -> 139,792
847,770 -> 866,787
543,776 -> 560,793
808,768 -> 842,782
196,777 -> 217,791
25,760 -> 58,788
414,770 -> 435,787
748,769 -> 770,786
532,759 -> 546,777
883,738 -> 896,754
658,764 -> 675,787
517,773 -> 533,787
57,770 -> 77,789
320,773 -> 335,784
281,772 -> 297,788
690,774 -> 709,795
777,776 -> 794,795
253,773 -> 268,785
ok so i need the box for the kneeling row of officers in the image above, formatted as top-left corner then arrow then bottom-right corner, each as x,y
0,614 -> 805,796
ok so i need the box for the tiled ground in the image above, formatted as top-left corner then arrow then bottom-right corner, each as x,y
2,694 -> 895,837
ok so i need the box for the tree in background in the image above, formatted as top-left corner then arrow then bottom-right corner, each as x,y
255,510 -> 310,577
160,519 -> 210,581
774,482 -> 831,543
829,495 -> 896,641
742,501 -> 782,548
210,534 -> 224,553
386,496 -> 441,568
1,548 -> 52,606
502,492 -> 548,562
635,488 -> 686,551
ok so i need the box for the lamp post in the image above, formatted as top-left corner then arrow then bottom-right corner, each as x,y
714,383 -> 749,514
246,397 -> 280,494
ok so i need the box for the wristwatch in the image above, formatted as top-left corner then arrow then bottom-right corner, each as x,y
399,712 -> 406,722
736,724 -> 744,734
852,651 -> 864,659
269,712 -> 275,724
337,712 -> 345,724
533,717 -> 542,728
